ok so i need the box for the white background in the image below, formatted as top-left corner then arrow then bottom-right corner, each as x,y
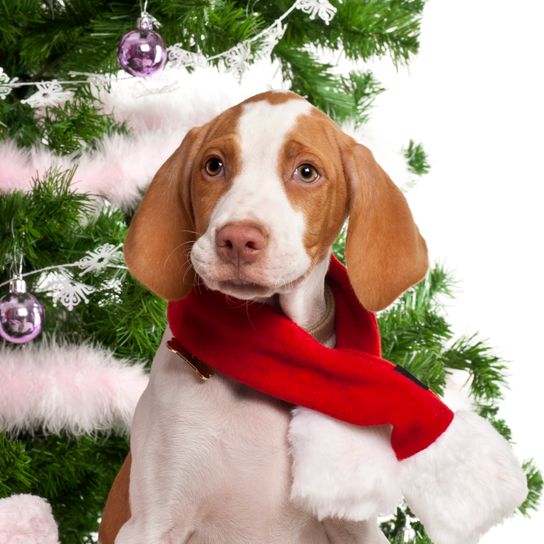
362,0 -> 544,541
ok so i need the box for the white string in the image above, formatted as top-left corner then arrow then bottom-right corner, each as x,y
207,0 -> 300,63
0,264 -> 127,290
0,244 -> 127,311
7,79 -> 86,89
0,245 -> 127,290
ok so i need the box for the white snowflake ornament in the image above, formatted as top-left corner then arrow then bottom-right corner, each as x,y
167,46 -> 208,69
224,43 -> 252,79
36,271 -> 95,311
77,244 -> 124,275
0,67 -> 18,100
21,80 -> 74,109
258,21 -> 286,60
297,0 -> 337,24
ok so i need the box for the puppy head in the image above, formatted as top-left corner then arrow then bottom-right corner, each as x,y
124,91 -> 428,311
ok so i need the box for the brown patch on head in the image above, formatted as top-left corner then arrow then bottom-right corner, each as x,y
243,90 -> 306,107
279,109 -> 349,264
278,107 -> 428,311
190,105 -> 244,235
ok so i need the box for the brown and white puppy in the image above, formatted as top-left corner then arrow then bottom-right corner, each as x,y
100,91 -> 427,544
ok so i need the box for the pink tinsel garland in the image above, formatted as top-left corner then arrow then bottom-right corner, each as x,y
0,494 -> 59,544
0,342 -> 148,435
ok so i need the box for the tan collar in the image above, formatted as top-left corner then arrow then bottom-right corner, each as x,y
305,285 -> 336,345
168,284 -> 336,381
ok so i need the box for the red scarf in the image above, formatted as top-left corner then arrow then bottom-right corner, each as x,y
167,256 -> 454,460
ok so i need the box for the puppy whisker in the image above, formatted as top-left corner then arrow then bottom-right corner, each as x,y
178,229 -> 202,237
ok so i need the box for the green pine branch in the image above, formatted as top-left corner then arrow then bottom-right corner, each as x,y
36,93 -> 128,156
342,71 -> 385,126
443,335 -> 507,401
0,431 -> 128,544
333,0 -> 425,64
379,266 -> 454,395
0,171 -> 165,363
274,45 -> 356,122
404,140 -> 430,175
520,460 -> 544,516
0,89 -> 128,156
1,0 -> 426,153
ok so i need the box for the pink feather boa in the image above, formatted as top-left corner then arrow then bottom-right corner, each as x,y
0,494 -> 58,544
0,342 -> 148,435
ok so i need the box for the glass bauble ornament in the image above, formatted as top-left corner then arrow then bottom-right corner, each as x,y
117,17 -> 167,77
0,278 -> 45,344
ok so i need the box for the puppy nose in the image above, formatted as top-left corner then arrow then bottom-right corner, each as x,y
216,222 -> 267,265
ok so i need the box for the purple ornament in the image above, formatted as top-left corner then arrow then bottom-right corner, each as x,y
117,17 -> 167,77
0,278 -> 44,344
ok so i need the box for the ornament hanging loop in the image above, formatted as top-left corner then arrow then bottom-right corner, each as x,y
7,226 -> 27,293
10,221 -> 24,279
139,0 -> 161,30
10,277 -> 27,295
138,12 -> 161,31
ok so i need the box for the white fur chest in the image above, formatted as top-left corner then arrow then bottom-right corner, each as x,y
125,329 -> 329,543
140,328 -> 294,477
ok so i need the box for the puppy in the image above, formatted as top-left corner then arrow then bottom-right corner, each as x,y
99,91 -> 428,544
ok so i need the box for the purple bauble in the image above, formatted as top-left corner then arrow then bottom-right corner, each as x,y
0,279 -> 44,344
117,18 -> 167,77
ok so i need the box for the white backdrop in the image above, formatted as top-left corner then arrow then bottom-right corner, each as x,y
362,0 -> 544,541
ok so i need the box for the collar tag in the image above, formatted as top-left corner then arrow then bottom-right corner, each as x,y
167,338 -> 214,381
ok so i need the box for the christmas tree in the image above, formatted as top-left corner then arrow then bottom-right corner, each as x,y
0,1 -> 541,542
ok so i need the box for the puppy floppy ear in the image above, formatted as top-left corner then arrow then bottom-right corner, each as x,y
343,142 -> 428,312
124,127 -> 205,300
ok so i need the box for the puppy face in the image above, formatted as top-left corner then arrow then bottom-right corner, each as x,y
190,94 -> 348,299
124,91 -> 428,311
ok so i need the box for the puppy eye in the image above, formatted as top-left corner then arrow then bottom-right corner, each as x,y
295,163 -> 319,184
204,157 -> 224,177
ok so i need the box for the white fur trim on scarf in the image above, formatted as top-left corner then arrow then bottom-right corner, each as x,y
0,494 -> 59,544
400,410 -> 527,544
288,408 -> 527,543
0,343 -> 148,435
288,407 -> 402,521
